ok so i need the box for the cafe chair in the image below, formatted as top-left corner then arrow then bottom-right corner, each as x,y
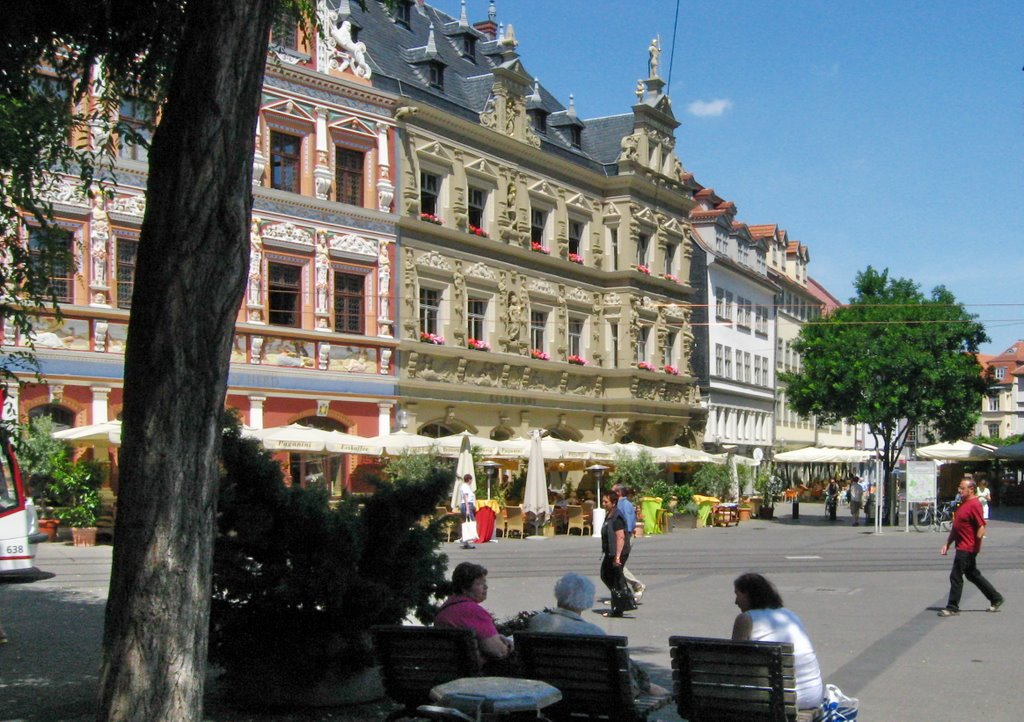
564,504 -> 591,536
502,505 -> 526,539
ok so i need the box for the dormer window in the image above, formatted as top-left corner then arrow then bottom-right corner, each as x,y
529,110 -> 547,133
569,126 -> 582,149
394,0 -> 412,27
462,35 -> 476,60
427,61 -> 444,90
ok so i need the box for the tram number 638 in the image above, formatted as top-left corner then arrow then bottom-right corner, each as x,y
4,544 -> 26,555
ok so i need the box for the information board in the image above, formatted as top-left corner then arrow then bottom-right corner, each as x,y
906,460 -> 937,503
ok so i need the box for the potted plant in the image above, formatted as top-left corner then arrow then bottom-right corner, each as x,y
49,456 -> 104,546
752,466 -> 783,520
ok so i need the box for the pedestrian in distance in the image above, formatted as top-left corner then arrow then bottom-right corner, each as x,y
938,477 -> 1004,617
848,475 -> 864,526
825,478 -> 840,521
612,483 -> 646,601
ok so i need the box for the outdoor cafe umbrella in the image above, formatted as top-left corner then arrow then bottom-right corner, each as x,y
914,440 -> 996,462
52,419 -> 122,447
522,430 -> 550,530
655,444 -> 717,464
992,440 -> 1024,460
434,431 -> 505,458
451,433 -> 477,509
365,429 -> 439,455
243,423 -> 358,452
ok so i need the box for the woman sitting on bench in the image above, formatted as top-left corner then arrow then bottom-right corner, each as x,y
435,562 -> 512,672
731,572 -> 823,715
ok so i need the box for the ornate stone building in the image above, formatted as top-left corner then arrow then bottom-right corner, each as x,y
4,5 -> 403,493
348,0 -> 705,444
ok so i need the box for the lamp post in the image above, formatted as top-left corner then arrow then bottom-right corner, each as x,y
586,464 -> 608,539
482,460 -> 500,501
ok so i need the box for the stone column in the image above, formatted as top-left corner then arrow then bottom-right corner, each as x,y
91,386 -> 111,423
249,395 -> 266,429
378,401 -> 395,435
313,108 -> 332,200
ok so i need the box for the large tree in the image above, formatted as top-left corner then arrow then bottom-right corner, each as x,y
4,1 -> 280,719
780,267 -> 988,523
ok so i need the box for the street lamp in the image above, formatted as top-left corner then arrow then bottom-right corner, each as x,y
482,460 -> 500,501
395,408 -> 408,430
586,464 -> 608,501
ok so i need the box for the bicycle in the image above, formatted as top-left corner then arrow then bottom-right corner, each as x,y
912,498 -> 958,532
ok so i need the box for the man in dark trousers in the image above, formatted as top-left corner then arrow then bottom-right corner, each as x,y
938,478 -> 1004,617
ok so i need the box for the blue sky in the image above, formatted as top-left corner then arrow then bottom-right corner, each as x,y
431,0 -> 1024,355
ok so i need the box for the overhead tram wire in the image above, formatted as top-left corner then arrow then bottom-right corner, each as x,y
667,0 -> 681,91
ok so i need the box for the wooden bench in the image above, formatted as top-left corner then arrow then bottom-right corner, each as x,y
669,635 -> 797,721
513,631 -> 669,721
371,625 -> 480,722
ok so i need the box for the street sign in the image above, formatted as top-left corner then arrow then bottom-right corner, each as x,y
906,460 -> 937,503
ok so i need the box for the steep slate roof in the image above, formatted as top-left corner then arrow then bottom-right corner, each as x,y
341,0 -> 635,176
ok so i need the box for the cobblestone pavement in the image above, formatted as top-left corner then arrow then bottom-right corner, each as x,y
2,504 -> 1022,721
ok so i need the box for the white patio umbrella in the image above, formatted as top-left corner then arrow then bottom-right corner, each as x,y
522,430 -> 550,529
434,431 -> 505,458
53,420 -> 122,447
451,433 -> 477,509
365,430 -> 439,455
243,423 -> 334,452
915,440 -> 996,461
655,444 -> 717,464
607,441 -> 669,463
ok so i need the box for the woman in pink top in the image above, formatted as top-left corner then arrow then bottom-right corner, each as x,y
434,562 -> 512,669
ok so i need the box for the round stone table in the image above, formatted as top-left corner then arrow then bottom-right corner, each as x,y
430,676 -> 561,719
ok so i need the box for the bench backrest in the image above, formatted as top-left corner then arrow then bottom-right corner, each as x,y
372,625 -> 479,712
669,635 -> 797,722
514,631 -> 638,721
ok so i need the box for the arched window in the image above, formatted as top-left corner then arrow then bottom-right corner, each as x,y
29,404 -> 75,431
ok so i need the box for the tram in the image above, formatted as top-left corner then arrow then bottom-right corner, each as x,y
0,419 -> 47,576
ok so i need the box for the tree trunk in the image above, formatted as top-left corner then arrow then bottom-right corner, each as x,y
96,1 -> 276,720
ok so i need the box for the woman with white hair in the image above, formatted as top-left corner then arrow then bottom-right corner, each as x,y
528,573 -> 604,635
528,573 -> 668,697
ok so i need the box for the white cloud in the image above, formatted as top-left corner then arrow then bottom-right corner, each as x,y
687,98 -> 733,117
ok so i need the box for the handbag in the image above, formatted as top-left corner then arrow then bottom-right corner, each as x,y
460,520 -> 477,542
820,683 -> 858,721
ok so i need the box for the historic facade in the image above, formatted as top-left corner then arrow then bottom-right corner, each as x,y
688,190 -> 777,458
4,5 -> 404,493
348,0 -> 705,444
976,341 -> 1024,439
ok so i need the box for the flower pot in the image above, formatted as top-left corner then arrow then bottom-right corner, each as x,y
71,526 -> 98,547
738,507 -> 752,522
759,506 -> 775,520
38,518 -> 60,541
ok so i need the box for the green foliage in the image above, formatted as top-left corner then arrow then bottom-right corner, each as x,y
210,417 -> 451,695
692,463 -> 732,500
751,466 -> 784,506
971,434 -> 1022,448
384,449 -> 450,487
49,455 -> 104,527
608,451 -> 662,497
14,416 -> 70,498
780,267 -> 988,474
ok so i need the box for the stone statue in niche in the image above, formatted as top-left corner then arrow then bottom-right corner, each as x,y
90,193 -> 110,289
378,242 -> 391,323
315,234 -> 330,315
248,218 -> 263,307
505,290 -> 522,344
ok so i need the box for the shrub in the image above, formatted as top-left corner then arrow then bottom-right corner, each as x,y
15,416 -> 70,500
609,450 -> 662,498
692,463 -> 733,500
210,415 -> 451,701
49,455 -> 104,527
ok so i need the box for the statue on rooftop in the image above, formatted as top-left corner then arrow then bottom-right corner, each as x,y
648,36 -> 661,79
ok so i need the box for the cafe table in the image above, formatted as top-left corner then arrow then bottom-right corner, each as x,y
430,676 -> 561,720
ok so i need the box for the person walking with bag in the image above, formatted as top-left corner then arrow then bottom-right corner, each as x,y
938,477 -> 1004,617
599,492 -> 635,617
612,484 -> 646,600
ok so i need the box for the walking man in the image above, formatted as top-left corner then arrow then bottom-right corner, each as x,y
848,476 -> 863,526
612,484 -> 646,601
938,477 -> 1004,617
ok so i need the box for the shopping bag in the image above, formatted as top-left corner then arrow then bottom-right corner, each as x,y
820,683 -> 858,721
461,520 -> 477,542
